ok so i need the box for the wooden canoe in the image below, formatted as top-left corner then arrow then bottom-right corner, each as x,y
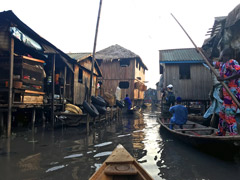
122,106 -> 141,115
89,144 -> 153,180
158,117 -> 240,154
143,103 -> 151,107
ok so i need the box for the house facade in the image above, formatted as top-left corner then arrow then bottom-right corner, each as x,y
95,44 -> 148,105
68,53 -> 102,105
159,48 -> 212,102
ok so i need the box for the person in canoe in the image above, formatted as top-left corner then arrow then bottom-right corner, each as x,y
124,94 -> 132,110
212,47 -> 240,136
169,96 -> 188,129
166,84 -> 176,107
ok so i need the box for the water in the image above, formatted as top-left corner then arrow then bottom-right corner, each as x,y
1,106 -> 240,179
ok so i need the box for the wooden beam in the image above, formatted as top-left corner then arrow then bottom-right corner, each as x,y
7,37 -> 14,137
62,66 -> 67,111
51,54 -> 56,128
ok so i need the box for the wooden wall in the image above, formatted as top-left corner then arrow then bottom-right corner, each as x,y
73,64 -> 97,105
98,58 -> 146,101
134,59 -> 146,82
163,63 -> 212,101
0,24 -> 9,53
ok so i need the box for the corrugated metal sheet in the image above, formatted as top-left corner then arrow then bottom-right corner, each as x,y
0,10 -> 74,72
68,53 -> 92,61
159,48 -> 204,63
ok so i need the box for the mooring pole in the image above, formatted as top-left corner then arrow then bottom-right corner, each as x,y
7,37 -> 14,137
87,0 -> 103,133
171,13 -> 240,108
51,54 -> 56,128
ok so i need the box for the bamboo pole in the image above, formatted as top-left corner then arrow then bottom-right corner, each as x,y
171,13 -> 240,108
87,0 -> 103,133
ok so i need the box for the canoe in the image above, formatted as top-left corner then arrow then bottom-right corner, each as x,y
158,117 -> 240,154
143,103 -> 151,107
122,106 -> 141,115
89,144 -> 153,180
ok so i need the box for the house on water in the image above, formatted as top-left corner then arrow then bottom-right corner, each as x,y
95,44 -> 148,106
67,53 -> 102,105
159,48 -> 212,103
0,10 -> 83,135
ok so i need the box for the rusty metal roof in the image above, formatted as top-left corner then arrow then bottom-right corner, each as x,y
159,48 -> 204,63
68,53 -> 92,62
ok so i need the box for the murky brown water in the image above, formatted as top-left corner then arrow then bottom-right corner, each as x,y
1,106 -> 240,180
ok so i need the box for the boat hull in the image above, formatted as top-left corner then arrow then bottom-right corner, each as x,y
158,118 -> 240,154
89,144 -> 153,180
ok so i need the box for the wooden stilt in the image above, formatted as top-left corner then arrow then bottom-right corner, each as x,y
42,109 -> 46,128
51,54 -> 56,128
32,108 -> 36,131
7,37 -> 14,137
62,66 -> 67,111
0,112 -> 4,135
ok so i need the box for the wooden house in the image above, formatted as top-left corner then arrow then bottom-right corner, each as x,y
0,10 -> 75,135
202,4 -> 240,60
159,48 -> 212,102
95,44 -> 148,105
67,53 -> 102,105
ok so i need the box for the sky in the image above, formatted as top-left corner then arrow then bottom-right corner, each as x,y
1,0 -> 240,89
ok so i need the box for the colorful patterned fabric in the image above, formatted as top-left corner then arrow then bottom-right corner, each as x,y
213,59 -> 240,135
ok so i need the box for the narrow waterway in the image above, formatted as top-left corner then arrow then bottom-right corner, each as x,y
1,106 -> 240,180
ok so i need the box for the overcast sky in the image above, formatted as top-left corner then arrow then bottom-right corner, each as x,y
1,0 -> 240,88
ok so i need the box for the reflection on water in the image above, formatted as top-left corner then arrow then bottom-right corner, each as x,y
1,106 -> 240,179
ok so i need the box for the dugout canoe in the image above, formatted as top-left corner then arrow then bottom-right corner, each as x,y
89,144 -> 153,180
122,106 -> 141,115
158,117 -> 240,154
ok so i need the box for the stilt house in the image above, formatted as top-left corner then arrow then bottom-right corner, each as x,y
68,53 -> 102,105
159,48 -> 212,102
0,10 -> 79,135
95,44 -> 148,105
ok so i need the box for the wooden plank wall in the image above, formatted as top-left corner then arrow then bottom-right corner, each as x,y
134,59 -> 146,82
0,25 -> 9,53
99,59 -> 146,101
74,65 -> 97,105
163,64 -> 212,100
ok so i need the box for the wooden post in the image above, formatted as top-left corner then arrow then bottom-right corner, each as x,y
7,37 -> 14,137
87,0 -> 103,133
51,54 -> 56,128
0,112 -> 4,135
31,108 -> 36,143
42,109 -> 46,128
62,66 -> 67,111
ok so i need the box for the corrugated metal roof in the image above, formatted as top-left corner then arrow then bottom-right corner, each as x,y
67,53 -> 92,62
159,48 -> 204,63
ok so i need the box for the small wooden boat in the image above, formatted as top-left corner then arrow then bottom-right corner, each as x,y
158,117 -> 240,154
143,103 -> 151,107
89,144 -> 153,180
122,106 -> 141,115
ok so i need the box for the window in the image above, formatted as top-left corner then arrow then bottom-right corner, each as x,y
120,59 -> 130,67
78,68 -> 83,83
179,64 -> 190,79
160,65 -> 164,74
119,81 -> 129,89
